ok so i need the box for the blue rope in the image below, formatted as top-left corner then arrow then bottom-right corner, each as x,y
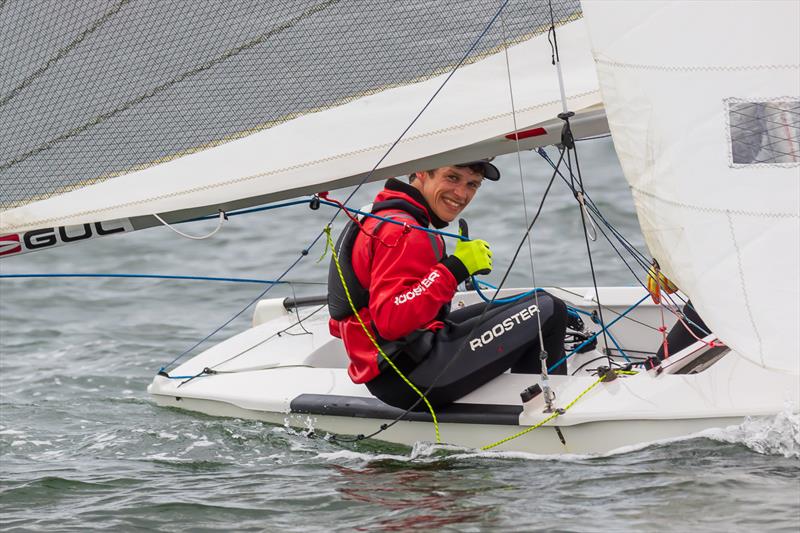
538,147 -> 711,339
155,194 -> 463,241
318,199 -> 463,240
602,328 -> 631,362
473,280 -> 543,305
159,233 -> 325,373
473,278 -> 632,361
569,306 -> 593,318
538,148 -> 645,256
471,280 -> 583,320
0,273 -> 314,285
682,302 -> 712,337
547,293 -> 649,373
8,153 -> 477,379
190,199 -> 313,222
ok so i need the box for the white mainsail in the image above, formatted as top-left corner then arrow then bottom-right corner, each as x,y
581,0 -> 800,373
0,18 -> 603,239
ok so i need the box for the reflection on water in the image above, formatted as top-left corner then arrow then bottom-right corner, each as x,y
332,461 -> 499,531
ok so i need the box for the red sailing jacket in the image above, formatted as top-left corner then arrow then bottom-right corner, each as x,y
328,179 -> 469,384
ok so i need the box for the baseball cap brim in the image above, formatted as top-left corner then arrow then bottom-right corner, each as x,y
456,159 -> 500,181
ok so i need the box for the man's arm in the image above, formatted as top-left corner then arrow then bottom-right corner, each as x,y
366,225 -> 468,340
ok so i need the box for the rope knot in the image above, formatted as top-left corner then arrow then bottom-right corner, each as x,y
318,225 -> 332,262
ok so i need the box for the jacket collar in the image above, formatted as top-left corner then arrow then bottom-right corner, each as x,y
384,178 -> 448,229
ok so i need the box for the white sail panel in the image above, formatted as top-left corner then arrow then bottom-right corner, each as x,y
0,19 -> 602,236
581,0 -> 800,373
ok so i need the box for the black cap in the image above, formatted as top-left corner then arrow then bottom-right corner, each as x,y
455,158 -> 500,181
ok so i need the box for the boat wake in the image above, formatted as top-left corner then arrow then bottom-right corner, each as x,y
311,404 -> 800,465
318,440 -> 596,465
700,403 -> 799,459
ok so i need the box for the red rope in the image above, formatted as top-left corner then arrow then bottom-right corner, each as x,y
661,298 -> 722,349
658,305 -> 669,359
319,192 -> 411,249
673,309 -> 721,348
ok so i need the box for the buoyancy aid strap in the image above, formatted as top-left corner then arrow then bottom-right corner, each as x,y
371,212 -> 416,234
327,197 -> 443,321
327,219 -> 369,320
371,198 -> 429,227
426,229 -> 445,261
327,212 -> 415,321
372,212 -> 443,261
375,328 -> 434,372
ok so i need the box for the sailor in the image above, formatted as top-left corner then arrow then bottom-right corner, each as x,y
328,161 -> 568,410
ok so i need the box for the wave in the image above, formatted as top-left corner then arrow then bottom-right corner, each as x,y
312,405 -> 800,465
700,403 -> 799,459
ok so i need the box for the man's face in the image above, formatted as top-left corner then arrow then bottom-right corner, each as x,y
412,166 -> 483,223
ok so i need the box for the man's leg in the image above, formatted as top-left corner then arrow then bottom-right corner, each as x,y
367,292 -> 567,410
508,295 -> 568,374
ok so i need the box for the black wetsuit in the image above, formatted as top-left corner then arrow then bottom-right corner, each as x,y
328,179 -> 569,411
366,291 -> 568,410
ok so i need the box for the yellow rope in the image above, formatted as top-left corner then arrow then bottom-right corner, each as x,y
481,373 -> 608,451
324,225 -> 615,450
324,226 -> 441,443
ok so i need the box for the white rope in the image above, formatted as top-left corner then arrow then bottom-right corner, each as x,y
547,1 -> 569,115
576,191 -> 598,241
554,60 -> 568,114
154,210 -> 227,240
500,10 -> 545,355
501,10 -> 554,409
212,363 -> 313,374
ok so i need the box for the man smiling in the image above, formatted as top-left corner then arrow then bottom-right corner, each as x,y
328,160 -> 568,410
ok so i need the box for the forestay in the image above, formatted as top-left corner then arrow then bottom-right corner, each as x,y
0,1 -> 604,251
581,0 -> 800,373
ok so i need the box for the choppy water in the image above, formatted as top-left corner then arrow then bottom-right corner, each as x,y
2,141 -> 799,531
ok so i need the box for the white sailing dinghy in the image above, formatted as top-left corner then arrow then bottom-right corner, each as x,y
1,1 -> 797,454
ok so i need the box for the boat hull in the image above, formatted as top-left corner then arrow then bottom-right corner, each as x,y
148,287 -> 799,454
149,392 -> 746,455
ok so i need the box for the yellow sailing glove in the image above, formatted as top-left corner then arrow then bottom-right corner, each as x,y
453,236 -> 493,276
647,260 -> 678,304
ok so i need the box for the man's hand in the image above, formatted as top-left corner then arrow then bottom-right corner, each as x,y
453,238 -> 493,276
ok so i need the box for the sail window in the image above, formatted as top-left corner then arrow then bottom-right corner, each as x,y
727,98 -> 800,166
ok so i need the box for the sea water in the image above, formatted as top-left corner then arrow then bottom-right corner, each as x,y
2,140 -> 798,531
